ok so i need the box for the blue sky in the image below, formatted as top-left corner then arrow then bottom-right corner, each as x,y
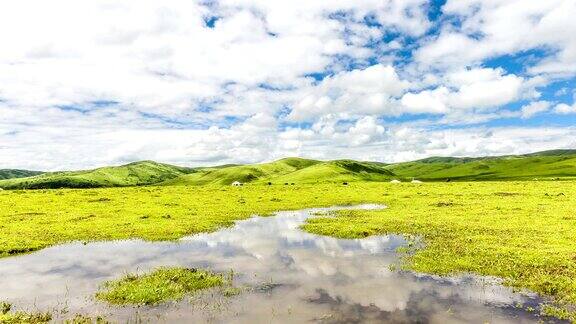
0,0 -> 575,170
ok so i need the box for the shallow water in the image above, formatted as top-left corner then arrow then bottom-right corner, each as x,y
0,204 -> 562,323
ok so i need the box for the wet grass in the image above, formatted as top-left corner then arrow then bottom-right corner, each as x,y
63,314 -> 109,324
0,301 -> 52,323
301,182 -> 576,321
0,183 -> 403,258
1,181 -> 576,319
95,267 -> 226,305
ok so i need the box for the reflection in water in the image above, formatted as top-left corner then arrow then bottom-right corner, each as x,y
0,204 -> 562,323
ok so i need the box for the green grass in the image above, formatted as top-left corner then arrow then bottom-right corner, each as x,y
95,267 -> 225,305
0,161 -> 194,190
0,301 -> 52,324
301,182 -> 576,321
1,181 -> 576,319
63,314 -> 109,324
0,183 -> 386,256
0,170 -> 43,181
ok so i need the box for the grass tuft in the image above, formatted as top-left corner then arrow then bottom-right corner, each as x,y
95,267 -> 225,305
0,309 -> 52,324
64,314 -> 109,324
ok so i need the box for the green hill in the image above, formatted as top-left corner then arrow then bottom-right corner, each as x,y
164,157 -> 321,186
0,161 -> 194,189
0,169 -> 43,180
386,149 -> 576,181
268,160 -> 394,184
165,158 -> 394,186
2,149 -> 576,189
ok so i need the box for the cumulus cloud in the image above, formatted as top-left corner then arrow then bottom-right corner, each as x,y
415,0 -> 576,75
400,68 -> 529,116
0,0 -> 574,169
520,101 -> 551,119
554,102 -> 576,115
288,64 -> 409,121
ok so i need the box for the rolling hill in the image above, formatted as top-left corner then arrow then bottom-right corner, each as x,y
163,157 -> 321,186
1,149 -> 576,189
267,160 -> 394,184
386,149 -> 576,181
165,158 -> 395,186
0,161 -> 194,189
0,169 -> 43,180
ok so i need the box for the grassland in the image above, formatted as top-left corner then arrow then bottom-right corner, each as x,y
0,183 -> 389,256
387,149 -> 576,181
96,267 -> 225,305
0,161 -> 194,190
1,181 -> 576,319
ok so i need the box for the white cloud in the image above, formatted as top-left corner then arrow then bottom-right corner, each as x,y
400,68 -> 528,115
343,116 -> 386,146
400,87 -> 449,114
0,1 -> 574,169
554,102 -> 576,115
416,0 -> 576,76
520,101 -> 551,119
288,64 -> 410,121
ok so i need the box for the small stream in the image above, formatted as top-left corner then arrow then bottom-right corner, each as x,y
0,204 -> 562,323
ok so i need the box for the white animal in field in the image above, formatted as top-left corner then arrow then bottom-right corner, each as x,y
390,180 -> 401,183
231,181 -> 243,186
411,179 -> 423,183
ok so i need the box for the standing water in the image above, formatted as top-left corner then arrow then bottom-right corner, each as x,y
0,204 -> 562,323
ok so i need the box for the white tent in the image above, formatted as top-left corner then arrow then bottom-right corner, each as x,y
411,179 -> 423,183
231,181 -> 243,186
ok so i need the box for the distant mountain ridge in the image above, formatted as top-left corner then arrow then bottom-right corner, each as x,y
1,149 -> 575,189
0,169 -> 44,180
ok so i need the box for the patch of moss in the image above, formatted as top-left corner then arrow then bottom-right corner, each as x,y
95,267 -> 225,305
0,310 -> 52,324
1,302 -> 11,315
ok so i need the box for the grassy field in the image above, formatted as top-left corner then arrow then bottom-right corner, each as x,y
1,181 -> 576,319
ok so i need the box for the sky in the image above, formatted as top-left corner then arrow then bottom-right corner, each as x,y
1,0 -> 576,170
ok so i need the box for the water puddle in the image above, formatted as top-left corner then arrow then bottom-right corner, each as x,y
0,204 -> 562,323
